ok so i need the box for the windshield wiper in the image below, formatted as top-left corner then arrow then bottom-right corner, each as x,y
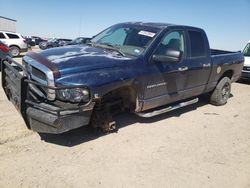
86,42 -> 126,57
96,42 -> 126,57
86,41 -> 95,47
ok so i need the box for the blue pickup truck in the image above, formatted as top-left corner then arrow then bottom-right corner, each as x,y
1,22 -> 244,134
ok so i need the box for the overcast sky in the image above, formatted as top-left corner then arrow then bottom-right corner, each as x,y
1,0 -> 249,51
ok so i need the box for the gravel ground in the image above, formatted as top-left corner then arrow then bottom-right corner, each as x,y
0,51 -> 250,188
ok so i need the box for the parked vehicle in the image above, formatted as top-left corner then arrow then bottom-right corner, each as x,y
25,37 -> 36,47
241,41 -> 250,80
58,39 -> 72,46
38,38 -> 72,50
31,36 -> 47,45
0,31 -> 28,57
66,37 -> 91,45
0,41 -> 9,71
1,22 -> 244,134
25,36 -> 47,47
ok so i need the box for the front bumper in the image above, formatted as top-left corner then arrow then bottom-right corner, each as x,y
241,71 -> 250,80
1,59 -> 95,134
26,105 -> 93,134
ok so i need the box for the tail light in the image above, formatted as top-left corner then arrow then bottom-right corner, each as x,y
23,39 -> 27,43
0,43 -> 9,53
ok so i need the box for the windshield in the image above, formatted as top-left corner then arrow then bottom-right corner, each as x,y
91,25 -> 157,56
243,43 -> 250,57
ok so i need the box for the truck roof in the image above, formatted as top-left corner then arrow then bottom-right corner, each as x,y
123,22 -> 175,28
121,22 -> 202,31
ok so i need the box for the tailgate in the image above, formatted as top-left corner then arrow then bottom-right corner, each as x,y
1,59 -> 28,114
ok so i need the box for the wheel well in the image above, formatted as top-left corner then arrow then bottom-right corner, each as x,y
96,86 -> 137,112
9,45 -> 20,49
219,70 -> 233,82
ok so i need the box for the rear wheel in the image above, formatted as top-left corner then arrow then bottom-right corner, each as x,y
9,46 -> 20,57
210,77 -> 231,106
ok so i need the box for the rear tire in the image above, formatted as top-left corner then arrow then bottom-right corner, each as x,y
210,77 -> 231,106
9,46 -> 20,57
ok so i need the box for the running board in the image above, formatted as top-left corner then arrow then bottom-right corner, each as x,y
136,98 -> 199,118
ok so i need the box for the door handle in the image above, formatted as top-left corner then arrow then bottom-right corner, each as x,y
203,63 -> 211,67
178,66 -> 188,71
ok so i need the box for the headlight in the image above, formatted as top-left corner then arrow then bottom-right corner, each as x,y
56,88 -> 90,103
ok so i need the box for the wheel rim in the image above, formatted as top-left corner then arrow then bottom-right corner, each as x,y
10,48 -> 19,57
221,82 -> 230,100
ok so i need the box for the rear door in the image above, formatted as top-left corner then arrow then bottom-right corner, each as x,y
5,32 -> 21,47
142,29 -> 189,110
184,29 -> 211,98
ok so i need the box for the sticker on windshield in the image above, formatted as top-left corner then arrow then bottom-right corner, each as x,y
138,30 -> 156,37
134,49 -> 140,53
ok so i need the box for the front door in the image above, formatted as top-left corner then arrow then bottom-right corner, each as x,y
142,30 -> 189,111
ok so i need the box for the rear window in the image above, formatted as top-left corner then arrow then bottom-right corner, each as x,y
188,30 -> 206,57
6,33 -> 20,39
0,32 -> 5,39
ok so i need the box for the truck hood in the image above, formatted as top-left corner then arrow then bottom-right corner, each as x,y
244,56 -> 250,66
35,45 -> 132,76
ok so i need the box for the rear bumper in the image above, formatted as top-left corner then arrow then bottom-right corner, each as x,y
1,59 -> 95,134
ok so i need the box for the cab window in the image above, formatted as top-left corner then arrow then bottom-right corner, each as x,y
6,33 -> 19,39
154,31 -> 185,55
188,30 -> 206,57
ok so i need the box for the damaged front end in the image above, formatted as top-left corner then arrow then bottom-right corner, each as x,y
1,57 -> 95,134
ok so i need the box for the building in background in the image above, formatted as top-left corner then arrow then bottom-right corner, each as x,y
0,16 -> 17,32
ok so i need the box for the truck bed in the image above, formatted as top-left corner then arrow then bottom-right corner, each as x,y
208,50 -> 244,89
211,49 -> 239,56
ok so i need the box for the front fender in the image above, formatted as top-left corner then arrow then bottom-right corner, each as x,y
55,66 -> 142,98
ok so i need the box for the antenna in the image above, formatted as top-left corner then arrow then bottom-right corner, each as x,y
78,16 -> 82,37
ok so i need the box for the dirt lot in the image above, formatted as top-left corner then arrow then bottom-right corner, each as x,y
0,53 -> 250,187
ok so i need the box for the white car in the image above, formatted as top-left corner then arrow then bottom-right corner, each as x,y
241,41 -> 250,80
0,31 -> 28,57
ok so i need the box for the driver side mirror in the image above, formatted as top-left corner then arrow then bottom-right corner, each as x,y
152,49 -> 182,63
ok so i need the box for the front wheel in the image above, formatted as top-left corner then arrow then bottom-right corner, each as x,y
210,77 -> 231,106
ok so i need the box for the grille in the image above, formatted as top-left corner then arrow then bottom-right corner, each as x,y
23,59 -> 48,98
31,66 -> 47,81
23,56 -> 55,100
23,59 -> 47,82
22,60 -> 28,71
243,66 -> 250,71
